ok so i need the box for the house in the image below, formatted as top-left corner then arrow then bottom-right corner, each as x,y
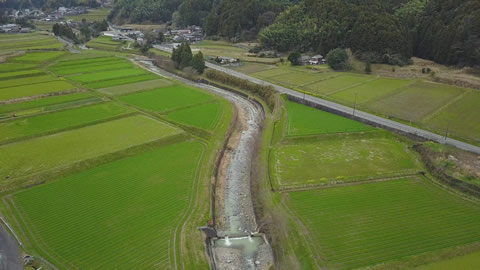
309,55 -> 325,65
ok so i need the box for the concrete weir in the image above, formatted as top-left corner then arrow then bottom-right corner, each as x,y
135,59 -> 273,270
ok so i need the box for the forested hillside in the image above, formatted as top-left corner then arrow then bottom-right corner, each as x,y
0,0 -> 99,9
259,0 -> 480,67
108,0 -> 293,39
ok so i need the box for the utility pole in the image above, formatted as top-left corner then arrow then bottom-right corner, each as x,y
444,120 -> 451,140
353,93 -> 358,117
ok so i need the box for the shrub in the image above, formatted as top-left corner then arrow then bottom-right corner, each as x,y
205,69 -> 277,110
288,51 -> 301,66
326,48 -> 349,70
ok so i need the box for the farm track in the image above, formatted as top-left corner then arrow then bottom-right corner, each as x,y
133,57 -> 274,269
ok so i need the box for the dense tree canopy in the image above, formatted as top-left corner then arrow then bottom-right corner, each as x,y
259,0 -> 479,67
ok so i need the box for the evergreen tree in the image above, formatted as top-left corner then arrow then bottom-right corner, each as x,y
192,51 -> 206,74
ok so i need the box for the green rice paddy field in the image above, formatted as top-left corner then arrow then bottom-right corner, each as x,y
9,140 -> 203,269
0,102 -> 133,143
0,50 -> 232,270
120,85 -> 214,112
49,56 -> 159,89
286,178 -> 480,270
120,85 -> 227,130
273,133 -> 419,188
98,79 -> 172,95
0,115 -> 181,186
237,64 -> 479,144
0,80 -> 76,101
285,101 -> 374,136
0,33 -> 63,51
0,92 -> 94,115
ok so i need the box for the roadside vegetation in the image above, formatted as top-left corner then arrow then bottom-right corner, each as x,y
231,62 -> 480,145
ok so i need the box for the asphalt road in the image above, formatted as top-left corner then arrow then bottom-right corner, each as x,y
0,223 -> 22,270
205,62 -> 480,155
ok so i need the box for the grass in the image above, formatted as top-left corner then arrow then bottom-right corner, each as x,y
98,79 -> 172,96
0,34 -> 63,51
231,63 -> 272,74
86,36 -> 137,53
303,74 -> 371,95
51,60 -> 132,76
425,91 -> 480,143
331,77 -> 412,105
0,93 -> 94,115
369,81 -> 466,122
418,250 -> 480,270
67,67 -> 148,83
0,62 -> 38,72
0,69 -> 45,79
10,140 -> 203,269
10,52 -> 65,63
119,85 -> 215,113
166,101 -> 225,130
272,133 -> 419,187
285,101 -> 374,136
53,56 -> 124,68
0,80 -> 77,101
0,115 -> 181,185
86,74 -> 158,89
0,75 -> 58,88
286,178 -> 480,270
0,102 -> 133,143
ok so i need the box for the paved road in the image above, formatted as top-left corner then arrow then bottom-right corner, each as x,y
0,223 -> 22,270
204,62 -> 480,155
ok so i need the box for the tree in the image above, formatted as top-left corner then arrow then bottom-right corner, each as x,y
171,42 -> 193,69
326,48 -> 349,70
288,51 -> 301,66
192,51 -> 205,74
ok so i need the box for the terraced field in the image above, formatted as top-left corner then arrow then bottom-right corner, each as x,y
0,102 -> 133,143
98,79 -> 172,95
0,49 -> 235,270
0,92 -> 94,116
286,178 -> 480,270
0,115 -> 182,190
426,91 -> 480,143
50,56 -> 159,89
285,100 -> 374,136
0,33 -> 63,51
238,63 -> 479,144
9,141 -> 204,269
120,85 -> 215,112
273,133 -> 419,188
0,80 -> 77,101
165,100 -> 226,130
